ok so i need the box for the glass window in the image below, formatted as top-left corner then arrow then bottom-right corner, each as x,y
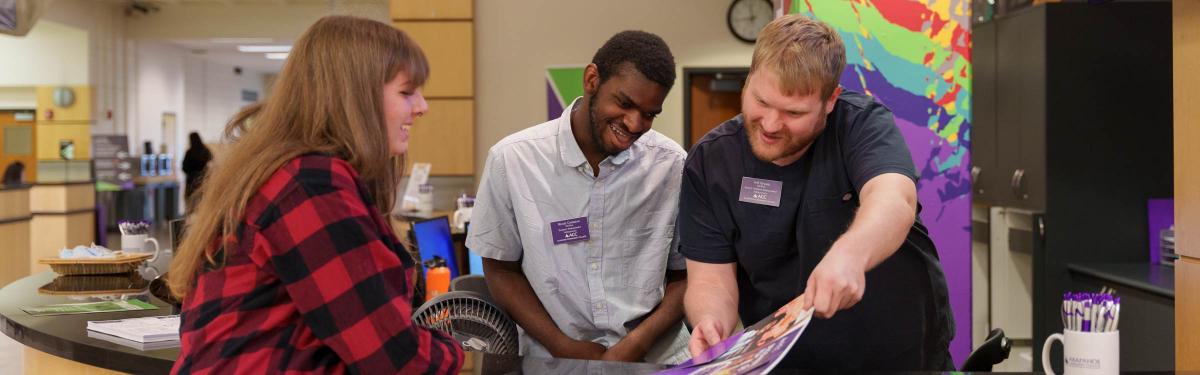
3,126 -> 33,155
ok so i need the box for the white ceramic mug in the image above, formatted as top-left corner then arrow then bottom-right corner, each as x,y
121,234 -> 161,262
1042,330 -> 1119,375
452,207 -> 472,230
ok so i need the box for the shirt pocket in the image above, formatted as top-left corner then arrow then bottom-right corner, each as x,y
804,191 -> 858,249
624,209 -> 677,239
618,228 -> 671,298
734,229 -> 795,283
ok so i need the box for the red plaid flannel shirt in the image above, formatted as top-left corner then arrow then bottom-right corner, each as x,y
173,154 -> 463,374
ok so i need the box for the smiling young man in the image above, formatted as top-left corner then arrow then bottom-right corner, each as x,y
679,15 -> 954,370
466,31 -> 689,364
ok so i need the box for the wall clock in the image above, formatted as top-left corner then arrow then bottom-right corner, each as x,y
728,0 -> 774,43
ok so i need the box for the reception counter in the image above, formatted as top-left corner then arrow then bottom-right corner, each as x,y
0,267 -> 670,374
2,182 -> 99,286
0,184 -> 32,287
29,182 -> 96,274
2,255 -> 1168,374
0,253 -> 671,374
0,258 -> 174,374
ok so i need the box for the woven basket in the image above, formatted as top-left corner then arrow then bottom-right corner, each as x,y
38,253 -> 153,276
38,274 -> 149,295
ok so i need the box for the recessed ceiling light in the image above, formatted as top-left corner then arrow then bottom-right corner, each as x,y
210,38 -> 274,44
265,53 -> 289,60
238,45 -> 292,53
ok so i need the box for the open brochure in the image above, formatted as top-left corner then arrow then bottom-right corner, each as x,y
658,298 -> 813,375
87,315 -> 180,343
21,299 -> 157,316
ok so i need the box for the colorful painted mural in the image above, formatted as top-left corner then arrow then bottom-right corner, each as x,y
788,0 -> 974,365
547,66 -> 586,119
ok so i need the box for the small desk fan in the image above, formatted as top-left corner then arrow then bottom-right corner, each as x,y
412,291 -> 518,355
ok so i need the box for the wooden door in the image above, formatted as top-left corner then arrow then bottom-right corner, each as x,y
685,69 -> 746,150
0,111 -> 37,183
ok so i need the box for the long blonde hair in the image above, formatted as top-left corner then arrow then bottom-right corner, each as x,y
168,15 -> 429,299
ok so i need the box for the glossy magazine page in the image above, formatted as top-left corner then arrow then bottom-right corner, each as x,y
658,298 -> 813,374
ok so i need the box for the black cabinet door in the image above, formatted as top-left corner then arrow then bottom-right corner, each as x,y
970,22 -> 1001,206
996,6 -> 1047,211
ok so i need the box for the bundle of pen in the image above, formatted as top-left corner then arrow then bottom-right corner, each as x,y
118,220 -> 152,236
1062,291 -> 1120,332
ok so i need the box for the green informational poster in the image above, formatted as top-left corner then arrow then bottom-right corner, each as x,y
546,66 -> 586,120
21,299 -> 158,316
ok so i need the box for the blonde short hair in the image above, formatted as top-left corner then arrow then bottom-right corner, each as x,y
750,14 -> 846,99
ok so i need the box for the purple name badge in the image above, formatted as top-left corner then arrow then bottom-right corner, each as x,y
738,177 -> 783,207
550,217 -> 591,245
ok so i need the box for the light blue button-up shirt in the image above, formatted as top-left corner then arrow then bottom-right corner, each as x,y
466,98 -> 687,361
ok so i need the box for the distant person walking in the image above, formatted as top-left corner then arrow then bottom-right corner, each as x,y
2,161 -> 24,186
181,132 -> 211,207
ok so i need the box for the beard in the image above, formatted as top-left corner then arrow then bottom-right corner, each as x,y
587,94 -> 630,156
745,117 -> 823,163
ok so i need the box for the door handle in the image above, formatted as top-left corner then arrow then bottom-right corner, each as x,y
1011,168 -> 1028,200
972,166 -> 983,195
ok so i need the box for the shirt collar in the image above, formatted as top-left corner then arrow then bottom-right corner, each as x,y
558,98 -> 588,168
557,97 -> 635,168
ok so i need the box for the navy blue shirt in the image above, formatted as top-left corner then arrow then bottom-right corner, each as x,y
679,90 -> 954,370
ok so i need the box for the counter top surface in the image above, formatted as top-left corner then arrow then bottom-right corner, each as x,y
1067,262 -> 1174,299
1,258 -> 1183,374
0,269 -> 178,373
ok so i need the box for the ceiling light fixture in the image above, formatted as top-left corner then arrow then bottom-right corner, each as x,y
211,38 -> 274,44
265,53 -> 289,60
238,45 -> 292,53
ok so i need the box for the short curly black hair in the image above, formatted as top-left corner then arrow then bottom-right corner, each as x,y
591,30 -> 676,89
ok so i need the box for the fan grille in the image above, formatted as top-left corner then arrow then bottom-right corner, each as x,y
413,291 -> 519,355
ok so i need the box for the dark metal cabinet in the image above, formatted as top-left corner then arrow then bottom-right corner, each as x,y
975,6 -> 1048,210
1002,8 -> 1048,211
972,3 -> 1171,213
972,3 -> 1174,371
970,22 -> 1002,204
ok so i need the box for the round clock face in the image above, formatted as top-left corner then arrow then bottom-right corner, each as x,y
52,87 -> 76,108
728,0 -> 774,43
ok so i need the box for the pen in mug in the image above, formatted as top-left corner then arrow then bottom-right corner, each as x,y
1091,297 -> 1100,332
1065,293 -> 1075,326
1110,297 -> 1120,332
1082,299 -> 1092,332
1080,295 -> 1089,331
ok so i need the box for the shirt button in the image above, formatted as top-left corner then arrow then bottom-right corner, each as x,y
590,263 -> 599,271
842,192 -> 853,201
594,302 -> 604,310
